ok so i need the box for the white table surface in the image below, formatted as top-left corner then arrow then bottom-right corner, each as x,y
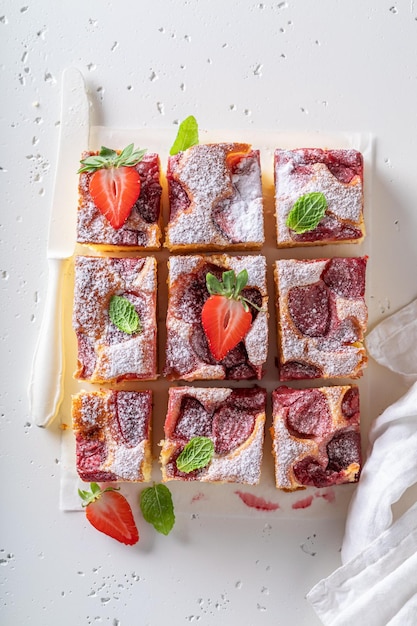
2,1 -> 417,624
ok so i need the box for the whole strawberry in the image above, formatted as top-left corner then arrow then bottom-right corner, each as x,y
78,144 -> 146,229
79,482 -> 139,545
201,269 -> 260,361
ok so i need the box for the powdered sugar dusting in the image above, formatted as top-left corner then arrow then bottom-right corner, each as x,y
336,297 -> 368,327
77,152 -> 162,249
275,258 -> 368,379
276,258 -> 327,294
108,440 -> 147,481
275,149 -> 363,245
167,144 -> 264,247
244,315 -> 268,365
167,387 -> 232,439
230,255 -> 267,292
271,386 -> 362,490
201,418 -> 265,485
97,334 -> 153,381
272,419 -> 313,489
165,255 -> 268,380
79,392 -> 106,426
72,390 -> 152,482
165,317 -> 224,380
213,153 -> 264,243
168,255 -> 201,286
73,256 -> 157,382
116,390 -> 150,443
170,386 -> 233,410
162,387 -> 266,484
323,386 -> 345,421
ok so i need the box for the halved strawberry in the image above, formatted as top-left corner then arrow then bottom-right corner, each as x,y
79,482 -> 139,545
78,144 -> 146,230
201,269 -> 260,361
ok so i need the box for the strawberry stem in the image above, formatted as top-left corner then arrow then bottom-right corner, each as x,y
78,482 -> 120,507
78,144 -> 147,174
206,270 -> 264,312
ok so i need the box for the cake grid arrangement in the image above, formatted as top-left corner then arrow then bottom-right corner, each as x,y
59,120 -> 373,519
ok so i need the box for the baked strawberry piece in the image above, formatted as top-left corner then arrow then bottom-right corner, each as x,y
275,148 -> 364,247
72,389 -> 153,483
77,146 -> 162,250
73,255 -> 157,383
271,385 -> 361,490
165,143 -> 264,251
160,386 -> 266,485
275,257 -> 368,381
164,254 -> 268,381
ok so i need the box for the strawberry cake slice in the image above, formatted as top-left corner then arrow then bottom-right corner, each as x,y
160,386 -> 266,485
275,257 -> 368,381
165,143 -> 264,251
271,385 -> 361,490
275,148 -> 364,247
164,254 -> 268,381
73,255 -> 157,383
72,389 -> 153,483
77,146 -> 162,250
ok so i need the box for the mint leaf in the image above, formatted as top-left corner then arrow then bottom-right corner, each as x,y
286,192 -> 327,234
176,437 -> 214,473
109,295 -> 141,335
140,484 -> 175,535
169,115 -> 199,155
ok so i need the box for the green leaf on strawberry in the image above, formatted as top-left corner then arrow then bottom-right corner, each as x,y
78,144 -> 146,173
169,115 -> 199,155
140,484 -> 175,535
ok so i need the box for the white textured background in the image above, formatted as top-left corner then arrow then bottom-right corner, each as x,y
2,1 -> 417,624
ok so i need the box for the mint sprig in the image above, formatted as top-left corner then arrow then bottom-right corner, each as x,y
169,115 -> 199,155
286,191 -> 327,234
78,144 -> 146,173
109,295 -> 141,335
176,436 -> 214,473
140,484 -> 175,535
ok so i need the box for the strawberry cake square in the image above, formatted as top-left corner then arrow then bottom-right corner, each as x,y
164,254 -> 268,381
73,255 -> 157,383
275,148 -> 364,247
274,257 -> 368,381
77,147 -> 162,250
271,385 -> 361,490
165,143 -> 264,251
160,386 -> 266,485
72,389 -> 153,483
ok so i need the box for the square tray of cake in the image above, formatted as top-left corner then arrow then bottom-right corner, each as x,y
58,123 -> 373,520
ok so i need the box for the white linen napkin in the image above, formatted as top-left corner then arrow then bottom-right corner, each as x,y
307,500 -> 417,626
307,299 -> 417,625
365,297 -> 417,381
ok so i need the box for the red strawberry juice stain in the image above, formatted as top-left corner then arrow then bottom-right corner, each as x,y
315,488 -> 336,503
235,491 -> 280,511
292,495 -> 314,510
191,492 -> 206,504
